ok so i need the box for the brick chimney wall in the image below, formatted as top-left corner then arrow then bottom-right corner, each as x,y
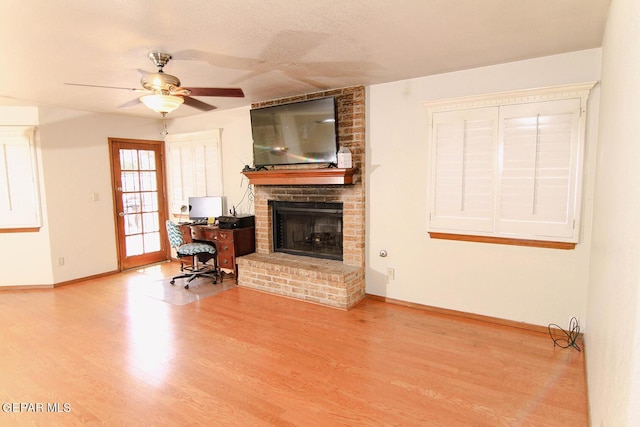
237,86 -> 366,309
251,85 -> 366,268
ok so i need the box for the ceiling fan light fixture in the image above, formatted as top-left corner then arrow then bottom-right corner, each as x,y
140,94 -> 184,114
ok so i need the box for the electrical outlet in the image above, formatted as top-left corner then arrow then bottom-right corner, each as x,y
387,268 -> 395,280
57,257 -> 65,267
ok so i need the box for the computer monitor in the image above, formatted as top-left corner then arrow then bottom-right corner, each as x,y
188,196 -> 223,223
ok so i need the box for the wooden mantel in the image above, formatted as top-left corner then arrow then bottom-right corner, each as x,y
242,167 -> 357,185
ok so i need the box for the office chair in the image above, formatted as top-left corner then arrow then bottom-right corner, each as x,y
166,220 -> 220,289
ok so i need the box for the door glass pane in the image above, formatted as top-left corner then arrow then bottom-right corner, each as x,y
123,193 -> 141,214
142,212 -> 159,232
144,232 -> 161,252
126,234 -> 144,256
124,214 -> 142,235
138,150 -> 155,170
140,171 -> 157,191
120,149 -> 138,170
141,192 -> 158,212
121,172 -> 140,192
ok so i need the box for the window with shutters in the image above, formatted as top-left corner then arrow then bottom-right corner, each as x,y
0,126 -> 42,230
165,130 -> 223,220
426,83 -> 595,248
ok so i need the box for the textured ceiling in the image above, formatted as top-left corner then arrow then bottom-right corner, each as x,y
0,0 -> 611,119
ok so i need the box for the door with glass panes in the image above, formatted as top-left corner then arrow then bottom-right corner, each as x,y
110,138 -> 169,270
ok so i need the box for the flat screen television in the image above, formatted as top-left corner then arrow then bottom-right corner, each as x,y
250,97 -> 338,168
188,196 -> 223,223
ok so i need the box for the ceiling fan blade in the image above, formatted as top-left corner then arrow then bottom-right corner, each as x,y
118,98 -> 142,109
65,83 -> 144,92
173,49 -> 266,71
182,96 -> 217,111
184,87 -> 244,98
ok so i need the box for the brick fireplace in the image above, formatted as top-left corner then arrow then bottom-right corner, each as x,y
237,86 -> 366,309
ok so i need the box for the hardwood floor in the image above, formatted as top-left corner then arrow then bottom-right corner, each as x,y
0,262 -> 588,426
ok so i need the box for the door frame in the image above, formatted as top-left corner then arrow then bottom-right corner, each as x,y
108,137 -> 170,270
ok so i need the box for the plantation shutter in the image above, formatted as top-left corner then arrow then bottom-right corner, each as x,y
497,99 -> 581,239
0,126 -> 41,228
166,130 -> 223,214
430,107 -> 498,232
426,82 -> 593,245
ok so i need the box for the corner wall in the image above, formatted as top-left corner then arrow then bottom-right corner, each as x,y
0,107 -> 163,286
367,49 -> 602,327
0,107 -> 53,286
586,0 -> 640,424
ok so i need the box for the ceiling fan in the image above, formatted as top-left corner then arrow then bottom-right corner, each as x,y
65,51 -> 245,115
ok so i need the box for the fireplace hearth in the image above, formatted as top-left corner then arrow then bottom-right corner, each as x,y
270,201 -> 343,261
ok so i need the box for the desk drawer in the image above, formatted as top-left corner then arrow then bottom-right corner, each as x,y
218,253 -> 234,269
216,240 -> 233,253
217,242 -> 234,269
203,229 -> 218,241
215,230 -> 234,242
191,227 -> 207,240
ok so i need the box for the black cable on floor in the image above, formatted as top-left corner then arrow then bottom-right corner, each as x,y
548,316 -> 581,351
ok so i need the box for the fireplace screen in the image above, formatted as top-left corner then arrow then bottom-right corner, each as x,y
270,201 -> 343,260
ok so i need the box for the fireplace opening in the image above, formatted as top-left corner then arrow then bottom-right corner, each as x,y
270,201 -> 343,261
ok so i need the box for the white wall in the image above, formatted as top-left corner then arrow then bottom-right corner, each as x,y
0,107 -> 53,285
0,104 -> 253,287
367,49 -> 602,327
168,106 -> 255,217
586,0 -> 640,425
0,107 -> 162,286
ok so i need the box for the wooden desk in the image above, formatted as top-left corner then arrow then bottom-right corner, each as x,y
179,224 -> 256,279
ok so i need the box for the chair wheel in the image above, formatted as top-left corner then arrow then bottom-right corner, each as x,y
184,284 -> 189,289
170,280 -> 175,285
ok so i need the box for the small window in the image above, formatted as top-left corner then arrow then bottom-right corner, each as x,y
165,130 -> 223,220
0,126 -> 41,230
426,83 -> 595,247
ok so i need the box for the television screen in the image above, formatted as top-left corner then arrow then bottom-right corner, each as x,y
189,196 -> 223,222
250,97 -> 338,168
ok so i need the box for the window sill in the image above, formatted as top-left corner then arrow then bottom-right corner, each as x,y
429,232 -> 576,250
0,227 -> 41,233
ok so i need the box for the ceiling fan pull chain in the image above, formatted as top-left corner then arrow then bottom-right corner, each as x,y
161,112 -> 169,136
